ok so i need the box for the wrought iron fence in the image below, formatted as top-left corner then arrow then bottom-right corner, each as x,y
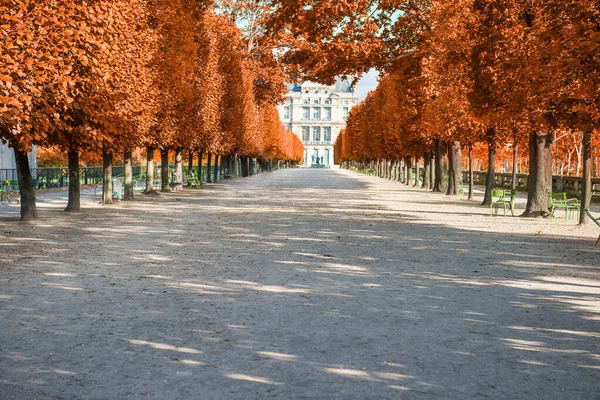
0,164 -> 222,189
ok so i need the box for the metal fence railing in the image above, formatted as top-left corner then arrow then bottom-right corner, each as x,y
0,165 -> 222,189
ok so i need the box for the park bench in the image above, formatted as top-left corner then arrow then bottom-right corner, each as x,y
549,192 -> 580,221
584,209 -> 600,245
491,189 -> 516,216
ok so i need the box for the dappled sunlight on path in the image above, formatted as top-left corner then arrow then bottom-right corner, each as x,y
0,168 -> 599,399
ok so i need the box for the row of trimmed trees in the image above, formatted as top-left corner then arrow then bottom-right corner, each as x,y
331,1 -> 599,224
0,0 -> 302,221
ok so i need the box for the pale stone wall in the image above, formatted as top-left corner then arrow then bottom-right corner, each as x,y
278,79 -> 359,166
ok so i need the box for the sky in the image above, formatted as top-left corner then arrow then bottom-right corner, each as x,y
356,69 -> 380,101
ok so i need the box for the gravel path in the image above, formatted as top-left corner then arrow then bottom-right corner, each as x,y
1,168 -> 599,400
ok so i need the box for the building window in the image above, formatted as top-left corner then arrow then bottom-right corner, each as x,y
285,98 -> 291,105
302,107 -> 309,121
303,148 -> 308,164
343,107 -> 349,120
324,127 -> 331,143
303,98 -> 309,104
324,99 -> 331,105
343,100 -> 349,105
314,90 -> 319,94
312,127 -> 321,142
324,149 -> 330,164
312,149 -> 319,165
302,126 -> 309,142
283,106 -> 290,120
312,107 -> 320,120
323,107 -> 331,121
313,99 -> 319,104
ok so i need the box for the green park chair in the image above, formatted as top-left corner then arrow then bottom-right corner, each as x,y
491,189 -> 513,216
549,192 -> 580,221
187,173 -> 201,189
584,209 -> 600,246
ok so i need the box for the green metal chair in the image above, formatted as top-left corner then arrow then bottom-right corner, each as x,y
549,192 -> 579,221
187,173 -> 200,189
584,209 -> 600,246
491,189 -> 510,216
505,189 -> 517,216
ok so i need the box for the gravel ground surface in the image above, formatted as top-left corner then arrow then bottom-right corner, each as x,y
1,168 -> 599,400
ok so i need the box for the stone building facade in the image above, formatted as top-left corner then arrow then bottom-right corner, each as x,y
278,79 -> 359,167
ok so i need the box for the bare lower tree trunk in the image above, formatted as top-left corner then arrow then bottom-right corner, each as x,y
197,152 -> 203,183
160,148 -> 170,192
413,156 -> 419,187
65,149 -> 81,211
101,150 -> 113,205
144,146 -> 155,194
173,146 -> 183,191
406,156 -> 413,186
446,141 -> 462,196
434,139 -> 448,192
422,153 -> 429,189
14,147 -> 38,221
523,132 -> 553,217
206,153 -> 213,183
580,131 -> 592,225
468,143 -> 474,200
123,151 -> 134,200
241,156 -> 249,177
481,141 -> 496,206
511,145 -> 518,190
213,154 -> 219,182
429,151 -> 435,189
187,151 -> 193,178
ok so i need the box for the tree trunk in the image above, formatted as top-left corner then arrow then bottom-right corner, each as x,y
173,146 -> 183,191
123,150 -> 134,201
160,148 -> 170,192
468,144 -> 474,200
413,156 -> 419,187
481,142 -> 496,206
213,154 -> 220,182
65,149 -> 81,211
433,139 -> 448,192
197,151 -> 204,183
446,141 -> 462,196
579,131 -> 592,225
511,145 -> 518,190
13,147 -> 38,221
144,146 -> 155,194
421,153 -> 428,189
241,156 -> 249,177
101,150 -> 113,205
406,156 -> 413,186
206,153 -> 213,183
523,132 -> 553,217
429,151 -> 435,189
187,150 -> 193,179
